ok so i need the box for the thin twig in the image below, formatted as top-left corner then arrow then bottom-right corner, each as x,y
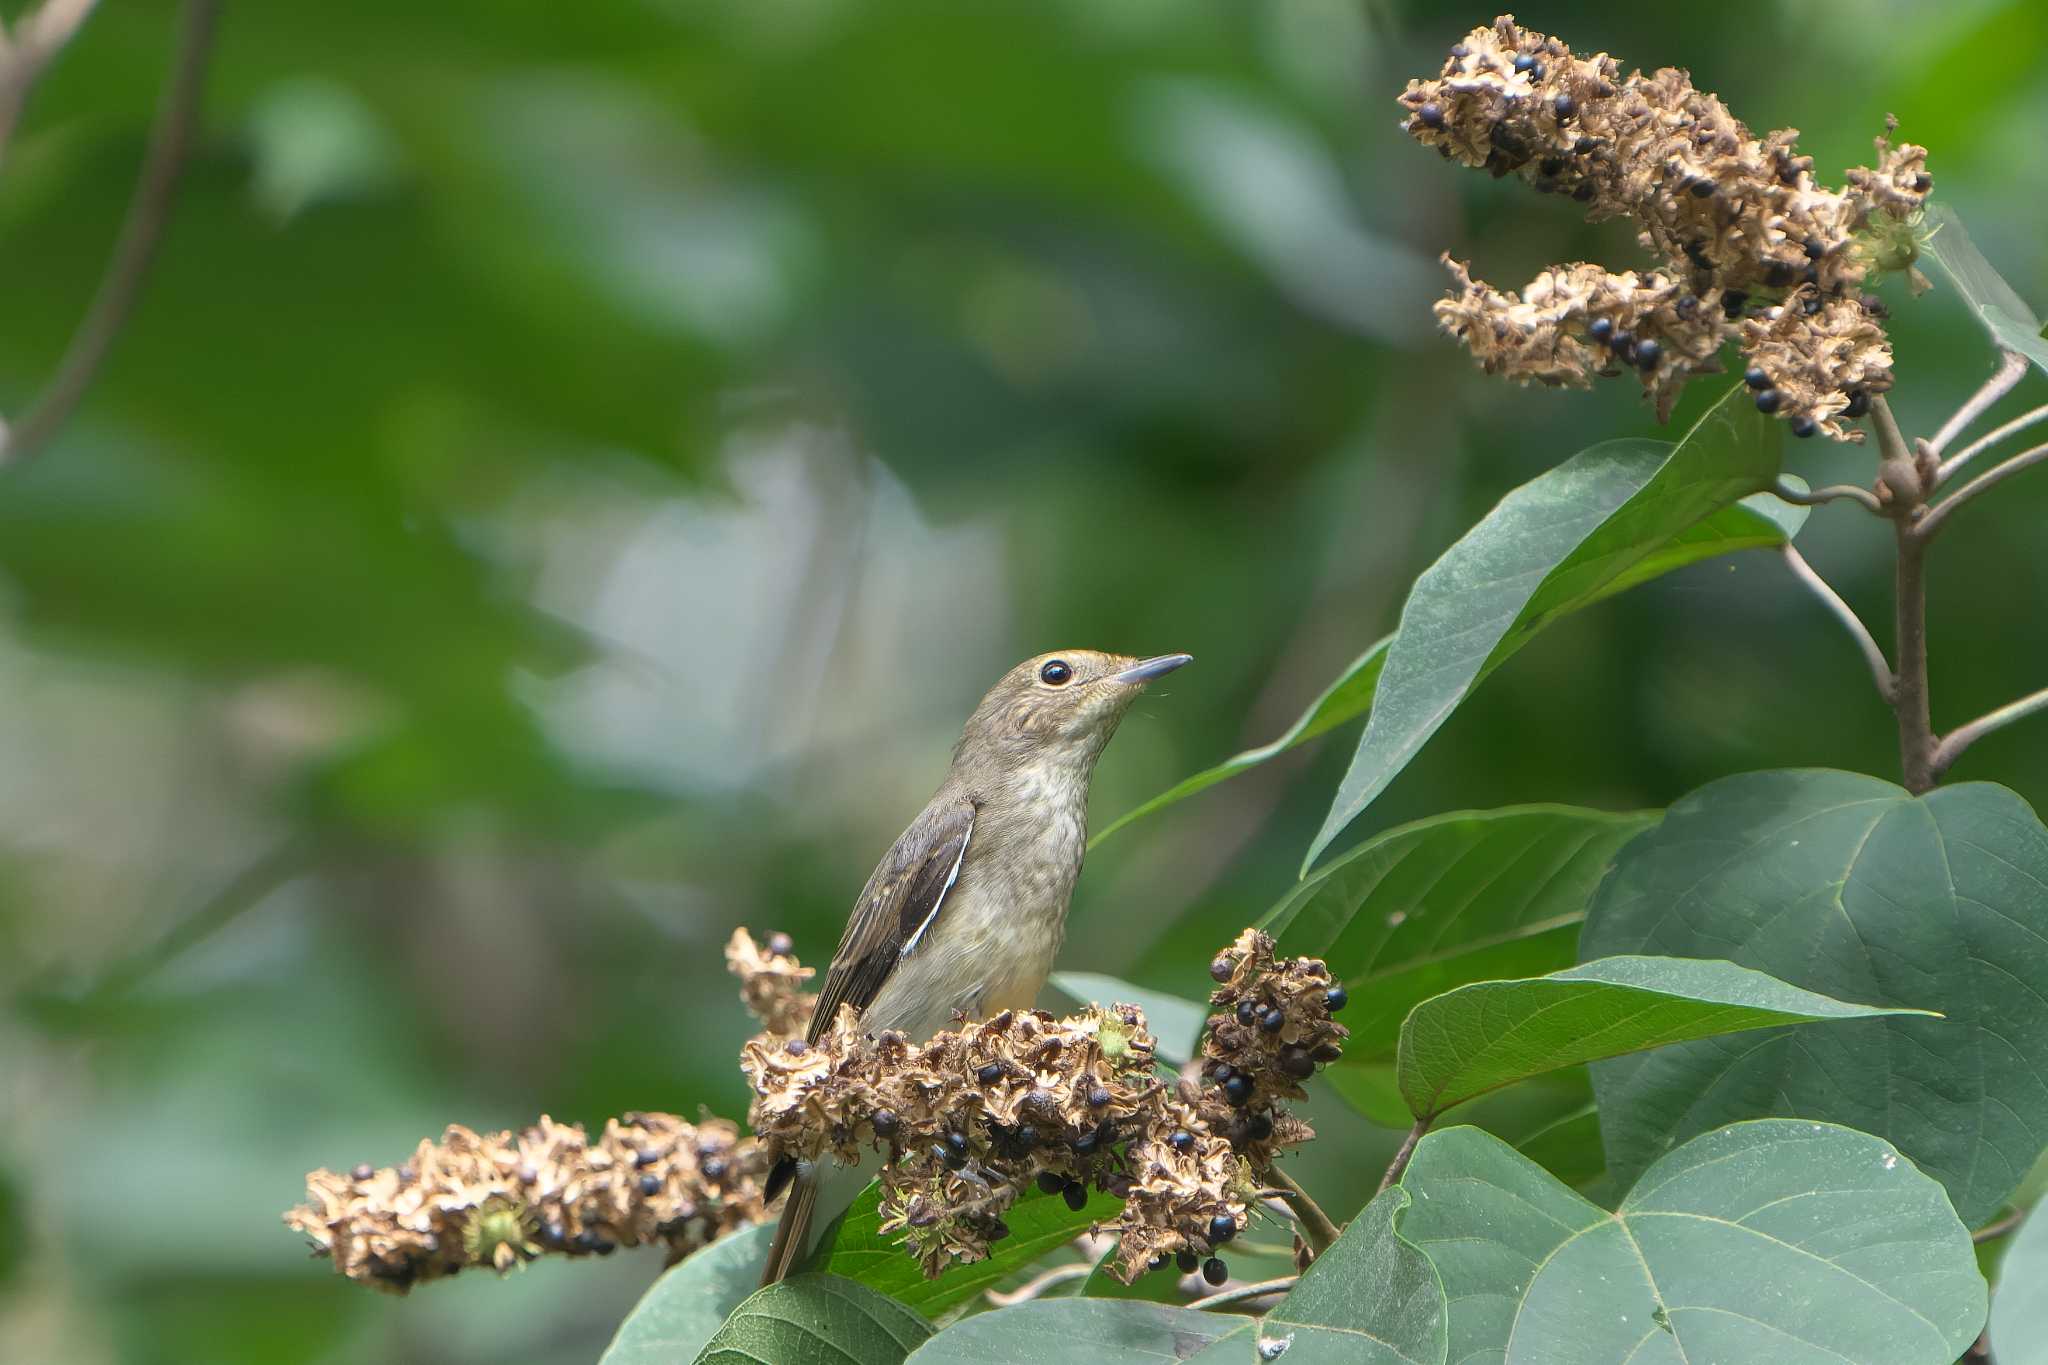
1939,402 -> 2048,486
1780,545 -> 1895,704
1190,1275 -> 1297,1312
1377,1117 -> 1431,1195
1972,1208 -> 2026,1245
1927,349 -> 2029,457
1873,396 -> 1939,794
1261,1163 -> 1340,1256
1918,442 -> 2048,542
983,1262 -> 1093,1307
1933,684 -> 2048,780
0,0 -> 98,169
0,0 -> 220,464
1771,478 -> 1884,515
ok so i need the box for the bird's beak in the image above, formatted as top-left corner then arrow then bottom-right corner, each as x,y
1111,653 -> 1193,685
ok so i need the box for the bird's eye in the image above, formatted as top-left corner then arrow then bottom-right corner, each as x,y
1039,660 -> 1073,686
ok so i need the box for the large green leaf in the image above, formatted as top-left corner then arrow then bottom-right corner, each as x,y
1923,203 -> 2048,374
1096,475 -> 1804,852
1266,806 -> 1660,1061
1399,1120 -> 1986,1364
1397,955 -> 1931,1119
1049,972 -> 1208,1066
1305,385 -> 1783,869
808,1182 -> 1119,1318
694,1273 -> 934,1365
1581,769 -> 2048,1227
600,1224 -> 774,1365
903,1300 -> 1247,1363
1229,1186 -> 1446,1364
1990,1205 -> 2048,1363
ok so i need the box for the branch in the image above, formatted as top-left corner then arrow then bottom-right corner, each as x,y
1190,1275 -> 1297,1312
1938,402 -> 2048,487
1926,349 -> 2029,457
1933,685 -> 2048,780
0,0 -> 220,465
1871,396 -> 1939,793
1377,1117 -> 1431,1195
0,0 -> 98,168
1973,1208 -> 2026,1246
1770,479 -> 1884,515
1918,441 -> 2048,542
1780,545 -> 1894,704
1261,1163 -> 1340,1256
984,1262 -> 1095,1307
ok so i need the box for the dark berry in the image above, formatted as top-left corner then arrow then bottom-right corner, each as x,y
1764,260 -> 1796,287
1247,1113 -> 1275,1141
1062,1181 -> 1088,1212
1149,1252 -> 1169,1272
1310,1043 -> 1344,1064
1574,137 -> 1598,154
1014,1125 -> 1039,1150
1791,416 -> 1817,438
634,1148 -> 659,1168
1223,1073 -> 1255,1106
1105,1172 -> 1134,1199
352,1164 -> 374,1182
543,1220 -> 567,1246
1554,93 -> 1576,119
1324,985 -> 1349,1012
639,1173 -> 661,1196
1074,1128 -> 1099,1156
784,1039 -> 808,1057
1635,339 -> 1662,371
1843,390 -> 1870,419
1209,1214 -> 1237,1244
1572,183 -> 1596,202
1260,1007 -> 1286,1033
1176,1248 -> 1200,1273
1804,236 -> 1827,259
766,931 -> 794,956
593,1237 -> 617,1256
574,1230 -> 599,1252
1418,102 -> 1444,130
932,1142 -> 956,1168
871,1109 -> 899,1138
1512,53 -> 1535,72
1688,179 -> 1715,198
1676,295 -> 1698,318
977,1062 -> 1004,1084
1721,290 -> 1748,319
1088,1086 -> 1112,1109
1754,388 -> 1782,414
1610,329 -> 1635,354
1236,999 -> 1259,1027
1210,956 -> 1235,983
1801,293 -> 1823,315
1169,1129 -> 1195,1153
988,1219 -> 1010,1241
945,1131 -> 969,1157
1038,1170 -> 1066,1195
1587,317 -> 1613,344
1912,173 -> 1932,192
1744,365 -> 1770,389
1278,1045 -> 1316,1079
1527,61 -> 1546,80
703,1158 -> 728,1181
1538,157 -> 1564,177
1204,1257 -> 1229,1286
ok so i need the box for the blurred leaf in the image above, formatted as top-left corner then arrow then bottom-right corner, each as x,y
1305,384 -> 1783,869
244,77 -> 402,223
1397,955 -> 1929,1119
1583,770 -> 2048,1228
599,1224 -> 773,1365
809,1183 -> 1118,1319
1323,1063 -> 1410,1129
693,1274 -> 932,1365
903,1300 -> 1247,1363
1049,971 -> 1207,1065
1991,1205 -> 2048,1363
1265,805 -> 1660,1061
1400,1121 -> 1985,1364
0,1165 -> 21,1289
1924,202 -> 2048,374
1244,1186 -> 1446,1364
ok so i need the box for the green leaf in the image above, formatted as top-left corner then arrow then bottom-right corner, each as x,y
600,1224 -> 774,1365
1049,972 -> 1208,1066
1091,636 -> 1391,848
1990,1204 -> 2048,1363
1305,384 -> 1782,869
1399,1120 -> 1986,1364
903,1300 -> 1248,1363
1266,805 -> 1660,1061
808,1183 -> 1119,1318
1581,769 -> 2048,1227
1396,954 -> 1932,1119
1923,203 -> 2048,374
1239,1186 -> 1447,1364
694,1273 -> 933,1365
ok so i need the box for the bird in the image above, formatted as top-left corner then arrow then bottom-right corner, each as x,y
757,648 -> 1193,1285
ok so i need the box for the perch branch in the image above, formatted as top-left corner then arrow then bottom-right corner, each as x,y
1938,402 -> 2048,486
1918,441 -> 2048,542
1932,685 -> 2048,780
1926,349 -> 2028,458
1377,1117 -> 1431,1195
1771,478 -> 1884,515
1261,1162 -> 1339,1256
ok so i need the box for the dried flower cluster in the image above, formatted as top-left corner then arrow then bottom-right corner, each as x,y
283,1113 -> 768,1293
1401,15 -> 1931,440
734,926 -> 1348,1283
726,926 -> 817,1039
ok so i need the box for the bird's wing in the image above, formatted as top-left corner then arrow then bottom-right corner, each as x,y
805,794 -> 977,1044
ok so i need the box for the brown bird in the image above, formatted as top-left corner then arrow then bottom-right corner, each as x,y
758,648 -> 1193,1285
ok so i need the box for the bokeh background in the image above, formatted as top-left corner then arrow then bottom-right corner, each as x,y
0,1 -> 2042,1360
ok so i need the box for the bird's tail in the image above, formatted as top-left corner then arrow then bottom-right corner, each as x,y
760,1160 -> 818,1287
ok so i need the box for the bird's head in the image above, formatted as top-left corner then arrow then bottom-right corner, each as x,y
956,649 -> 1192,774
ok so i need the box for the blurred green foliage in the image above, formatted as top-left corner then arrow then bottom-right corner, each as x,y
0,1 -> 2041,1360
